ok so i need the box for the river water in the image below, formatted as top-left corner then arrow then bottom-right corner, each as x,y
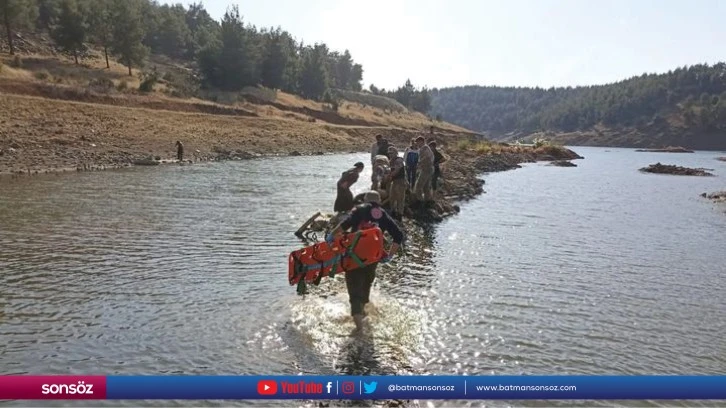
1,146 -> 725,407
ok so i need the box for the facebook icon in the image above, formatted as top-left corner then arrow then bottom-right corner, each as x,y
326,382 -> 332,394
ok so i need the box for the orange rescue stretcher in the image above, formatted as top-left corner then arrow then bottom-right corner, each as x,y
288,227 -> 386,294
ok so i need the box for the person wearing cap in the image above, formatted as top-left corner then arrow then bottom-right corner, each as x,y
370,135 -> 383,165
334,162 -> 365,213
325,190 -> 404,332
386,146 -> 406,220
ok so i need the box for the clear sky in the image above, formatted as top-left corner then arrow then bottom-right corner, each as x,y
169,0 -> 726,90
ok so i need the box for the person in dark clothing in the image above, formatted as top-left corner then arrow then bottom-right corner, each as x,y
376,138 -> 390,156
404,138 -> 418,191
334,162 -> 364,213
429,141 -> 447,192
326,190 -> 404,332
175,141 -> 184,161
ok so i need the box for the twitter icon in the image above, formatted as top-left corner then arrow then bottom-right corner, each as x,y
363,381 -> 377,394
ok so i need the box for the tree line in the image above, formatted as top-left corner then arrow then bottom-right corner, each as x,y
368,79 -> 432,115
1,0 -> 364,100
430,63 -> 726,133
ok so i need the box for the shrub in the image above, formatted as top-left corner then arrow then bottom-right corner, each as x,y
33,70 -> 50,80
240,86 -> 276,103
88,78 -> 115,93
456,140 -> 472,150
117,80 -> 128,91
139,68 -> 160,93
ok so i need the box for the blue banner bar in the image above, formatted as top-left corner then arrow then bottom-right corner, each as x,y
106,375 -> 726,400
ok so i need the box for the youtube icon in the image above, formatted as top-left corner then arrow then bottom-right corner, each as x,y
257,380 -> 277,395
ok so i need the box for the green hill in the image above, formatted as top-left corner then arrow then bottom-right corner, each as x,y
430,64 -> 726,150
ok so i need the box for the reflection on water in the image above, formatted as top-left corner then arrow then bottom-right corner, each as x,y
1,148 -> 726,407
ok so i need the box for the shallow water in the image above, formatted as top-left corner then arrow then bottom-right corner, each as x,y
1,147 -> 725,407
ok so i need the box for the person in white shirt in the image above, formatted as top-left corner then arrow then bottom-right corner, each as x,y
413,136 -> 435,205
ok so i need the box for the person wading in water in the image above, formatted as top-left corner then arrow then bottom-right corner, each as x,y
326,191 -> 403,332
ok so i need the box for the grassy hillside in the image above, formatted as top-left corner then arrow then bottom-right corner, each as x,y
0,45 -> 477,175
431,64 -> 726,150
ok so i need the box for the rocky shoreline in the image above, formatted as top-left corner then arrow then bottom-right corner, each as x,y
1,131 -> 583,226
639,163 -> 714,176
404,145 -> 584,222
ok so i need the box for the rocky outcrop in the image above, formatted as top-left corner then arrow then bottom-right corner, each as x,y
550,160 -> 577,167
636,146 -> 694,153
701,191 -> 726,202
640,163 -> 714,176
717,157 -> 726,162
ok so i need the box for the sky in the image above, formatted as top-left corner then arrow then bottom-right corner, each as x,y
169,0 -> 726,90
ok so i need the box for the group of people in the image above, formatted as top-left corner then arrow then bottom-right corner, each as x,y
326,127 -> 448,332
341,130 -> 448,220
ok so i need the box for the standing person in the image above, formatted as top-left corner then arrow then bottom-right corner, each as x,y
413,136 -> 435,206
386,146 -> 406,221
334,162 -> 365,213
377,138 -> 390,157
326,191 -> 404,332
403,138 -> 419,191
370,135 -> 382,165
429,141 -> 447,193
175,141 -> 184,162
371,155 -> 389,191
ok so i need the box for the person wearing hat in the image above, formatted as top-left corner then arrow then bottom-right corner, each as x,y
325,190 -> 404,332
334,162 -> 365,213
386,146 -> 406,220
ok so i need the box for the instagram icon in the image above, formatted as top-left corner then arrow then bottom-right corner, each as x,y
342,382 -> 355,394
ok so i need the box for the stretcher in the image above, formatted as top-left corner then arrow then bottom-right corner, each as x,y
288,227 -> 386,293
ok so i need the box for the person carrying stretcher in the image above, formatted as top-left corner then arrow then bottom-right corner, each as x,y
325,190 -> 404,333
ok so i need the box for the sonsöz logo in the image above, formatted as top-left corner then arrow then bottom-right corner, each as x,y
41,381 -> 94,395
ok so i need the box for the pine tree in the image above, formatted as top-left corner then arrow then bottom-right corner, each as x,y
110,0 -> 148,76
51,0 -> 86,64
299,43 -> 329,100
260,28 -> 292,90
1,0 -> 38,55
87,0 -> 112,68
36,0 -> 59,32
